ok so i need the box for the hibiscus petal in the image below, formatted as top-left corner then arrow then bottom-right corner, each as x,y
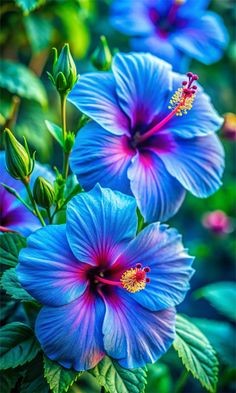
114,223 -> 194,311
131,34 -> 187,72
172,12 -> 229,64
66,184 -> 137,266
128,150 -> 185,222
159,133 -> 224,198
112,52 -> 172,129
110,0 -> 155,35
17,225 -> 87,306
36,291 -> 105,371
68,73 -> 129,136
70,121 -> 134,195
102,289 -> 176,368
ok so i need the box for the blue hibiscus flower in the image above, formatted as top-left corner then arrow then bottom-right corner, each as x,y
68,52 -> 224,223
17,185 -> 194,370
110,0 -> 229,71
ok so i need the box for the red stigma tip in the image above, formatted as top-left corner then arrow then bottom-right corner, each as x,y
192,85 -> 198,89
192,74 -> 199,81
146,278 -> 150,283
136,263 -> 142,269
182,81 -> 187,86
186,72 -> 193,77
144,267 -> 150,273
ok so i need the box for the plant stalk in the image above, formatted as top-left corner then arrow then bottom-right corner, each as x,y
22,179 -> 46,227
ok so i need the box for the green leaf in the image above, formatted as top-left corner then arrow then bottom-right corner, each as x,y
0,60 -> 47,107
15,99 -> 52,161
0,322 -> 40,370
0,368 -> 19,393
0,233 -> 26,268
194,282 -> 236,322
0,292 -> 17,322
24,14 -> 53,53
1,268 -> 35,302
45,120 -> 63,147
44,357 -> 83,393
21,354 -> 49,393
192,318 -> 236,367
89,356 -> 147,393
173,315 -> 219,393
146,363 -> 172,393
15,0 -> 42,14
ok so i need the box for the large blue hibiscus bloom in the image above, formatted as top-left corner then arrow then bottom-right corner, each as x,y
110,0 -> 229,71
0,151 -> 54,235
68,52 -> 224,223
17,185 -> 194,370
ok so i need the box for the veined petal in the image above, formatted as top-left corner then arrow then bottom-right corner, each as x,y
128,150 -> 185,222
161,72 -> 224,138
159,133 -> 225,198
112,52 -> 172,129
36,291 -> 105,371
17,225 -> 87,306
66,185 -> 137,266
70,121 -> 134,195
68,73 -> 129,136
114,223 -> 194,311
102,289 -> 176,368
172,12 -> 229,64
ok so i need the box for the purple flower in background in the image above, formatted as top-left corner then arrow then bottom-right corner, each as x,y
110,0 -> 229,71
17,185 -> 194,370
0,151 -> 54,235
68,52 -> 224,223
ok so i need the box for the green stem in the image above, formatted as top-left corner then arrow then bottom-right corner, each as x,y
173,370 -> 189,393
22,179 -> 46,227
46,208 -> 52,224
60,94 -> 69,180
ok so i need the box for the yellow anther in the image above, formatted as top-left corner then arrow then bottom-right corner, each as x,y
169,87 -> 196,116
120,267 -> 147,293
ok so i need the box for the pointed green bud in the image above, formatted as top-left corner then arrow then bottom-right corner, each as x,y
4,128 -> 34,181
33,176 -> 55,209
91,36 -> 112,71
50,43 -> 77,96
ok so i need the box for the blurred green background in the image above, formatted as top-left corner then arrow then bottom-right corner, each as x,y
0,0 -> 235,392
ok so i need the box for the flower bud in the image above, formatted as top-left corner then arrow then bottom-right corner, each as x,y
33,176 -> 55,209
4,128 -> 34,181
48,44 -> 77,96
91,36 -> 112,71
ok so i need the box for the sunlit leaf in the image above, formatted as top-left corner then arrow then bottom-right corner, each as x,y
24,14 -> 53,53
0,60 -> 47,107
45,120 -> 63,147
174,314 -> 219,393
44,357 -> 83,393
194,282 -> 236,322
90,356 -> 147,393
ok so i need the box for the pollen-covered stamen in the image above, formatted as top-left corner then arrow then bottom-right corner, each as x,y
120,263 -> 151,293
136,72 -> 199,143
168,72 -> 198,116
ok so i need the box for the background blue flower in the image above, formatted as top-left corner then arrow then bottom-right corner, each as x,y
110,0 -> 229,71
